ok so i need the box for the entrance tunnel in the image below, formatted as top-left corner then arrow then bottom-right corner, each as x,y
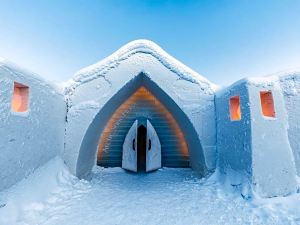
97,87 -> 190,169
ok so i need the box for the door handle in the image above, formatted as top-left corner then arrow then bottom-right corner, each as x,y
148,139 -> 151,150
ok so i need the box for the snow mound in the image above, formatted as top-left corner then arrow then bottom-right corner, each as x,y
1,159 -> 300,225
0,157 -> 79,225
67,39 -> 218,91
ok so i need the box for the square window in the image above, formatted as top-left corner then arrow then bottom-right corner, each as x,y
260,91 -> 275,118
229,96 -> 241,121
11,82 -> 29,113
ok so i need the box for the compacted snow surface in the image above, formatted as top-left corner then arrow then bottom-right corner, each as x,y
1,158 -> 300,225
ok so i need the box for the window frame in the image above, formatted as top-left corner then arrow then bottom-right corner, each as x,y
260,90 -> 276,119
229,95 -> 241,121
11,82 -> 30,114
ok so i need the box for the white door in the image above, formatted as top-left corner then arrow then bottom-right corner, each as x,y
122,120 -> 138,172
146,120 -> 161,172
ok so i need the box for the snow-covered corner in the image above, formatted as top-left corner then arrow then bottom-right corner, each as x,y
279,71 -> 300,98
0,59 -> 63,95
216,80 -> 253,192
0,60 -> 66,192
216,75 -> 298,197
279,72 -> 300,177
250,75 -> 298,197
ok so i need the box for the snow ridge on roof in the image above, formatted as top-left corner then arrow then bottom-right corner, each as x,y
221,70 -> 300,90
278,71 -> 300,81
0,58 -> 63,94
246,70 -> 300,87
69,40 -> 218,92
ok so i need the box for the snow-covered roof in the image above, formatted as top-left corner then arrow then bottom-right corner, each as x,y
246,70 -> 300,87
0,58 -> 63,94
278,71 -> 300,81
217,70 -> 300,96
67,40 -> 218,91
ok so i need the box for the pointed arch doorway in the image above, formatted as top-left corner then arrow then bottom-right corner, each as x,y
97,86 -> 190,172
122,119 -> 161,172
75,73 -> 208,178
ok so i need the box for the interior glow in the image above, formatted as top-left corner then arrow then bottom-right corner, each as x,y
260,91 -> 275,118
229,96 -> 241,121
11,82 -> 29,113
97,86 -> 189,161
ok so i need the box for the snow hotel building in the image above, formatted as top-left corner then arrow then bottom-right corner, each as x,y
0,40 -> 299,198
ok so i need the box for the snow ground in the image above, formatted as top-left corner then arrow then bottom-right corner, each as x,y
1,157 -> 300,225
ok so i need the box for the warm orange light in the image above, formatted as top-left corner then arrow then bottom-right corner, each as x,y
11,82 -> 29,113
260,91 -> 275,118
229,96 -> 241,121
97,86 -> 189,161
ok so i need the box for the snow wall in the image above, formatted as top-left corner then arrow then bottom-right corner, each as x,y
64,40 -> 217,178
0,40 -> 299,198
0,60 -> 66,191
216,78 -> 297,197
279,74 -> 300,176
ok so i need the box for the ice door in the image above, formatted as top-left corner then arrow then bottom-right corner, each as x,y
146,120 -> 161,172
122,120 -> 138,172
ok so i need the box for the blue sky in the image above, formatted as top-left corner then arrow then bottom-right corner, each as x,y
0,0 -> 299,85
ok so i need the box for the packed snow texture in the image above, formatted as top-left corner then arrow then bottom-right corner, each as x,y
64,40 -> 217,178
1,157 -> 300,225
0,60 -> 66,192
279,74 -> 300,176
216,78 -> 297,197
247,79 -> 297,197
216,81 -> 252,186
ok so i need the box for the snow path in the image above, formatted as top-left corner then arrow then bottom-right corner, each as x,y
1,158 -> 300,225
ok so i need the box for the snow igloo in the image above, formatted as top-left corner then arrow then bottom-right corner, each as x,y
0,40 -> 299,198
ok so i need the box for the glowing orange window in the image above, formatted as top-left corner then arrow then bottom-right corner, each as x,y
11,82 -> 29,113
260,91 -> 275,118
229,96 -> 241,121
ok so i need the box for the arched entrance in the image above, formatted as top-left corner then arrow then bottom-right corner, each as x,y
97,86 -> 189,172
75,73 -> 207,178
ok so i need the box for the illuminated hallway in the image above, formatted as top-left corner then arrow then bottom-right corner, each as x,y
97,86 -> 189,170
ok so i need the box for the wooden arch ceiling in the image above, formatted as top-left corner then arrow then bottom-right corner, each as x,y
97,86 -> 189,167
